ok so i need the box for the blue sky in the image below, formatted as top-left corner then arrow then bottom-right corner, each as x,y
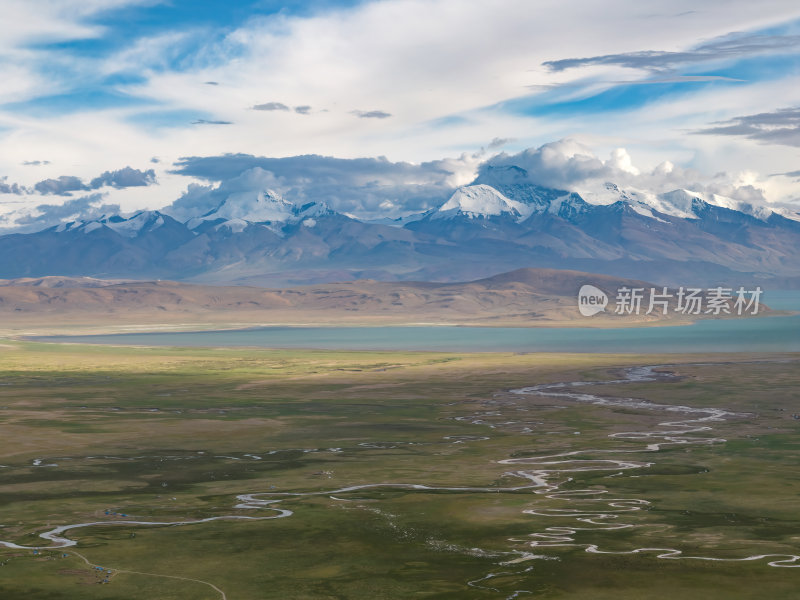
0,0 -> 799,224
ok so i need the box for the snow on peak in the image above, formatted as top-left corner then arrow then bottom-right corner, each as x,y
214,218 -> 250,233
656,188 -> 783,222
196,188 -> 294,227
103,210 -> 165,237
54,221 -> 82,233
295,201 -> 333,219
651,188 -> 704,219
434,185 -> 531,220
81,221 -> 104,234
186,193 -> 343,232
583,183 -> 783,222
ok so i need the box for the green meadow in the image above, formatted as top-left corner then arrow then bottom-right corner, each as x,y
0,341 -> 797,599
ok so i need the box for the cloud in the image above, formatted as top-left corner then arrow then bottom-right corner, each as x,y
112,142 -> 789,223
165,152 -> 483,219
192,119 -> 233,125
204,81 -> 219,86
479,139 -> 771,206
352,110 -> 392,119
253,102 -> 290,111
89,166 -> 156,189
1,0 -> 799,215
543,31 -> 800,73
487,137 -> 514,149
163,168 -> 281,221
771,170 -> 800,179
33,175 -> 88,196
22,160 -> 50,166
12,193 -> 122,232
478,139 -> 624,189
31,166 -> 158,195
293,105 -> 312,115
0,176 -> 28,195
694,106 -> 800,146
3,139 -> 791,228
611,75 -> 745,84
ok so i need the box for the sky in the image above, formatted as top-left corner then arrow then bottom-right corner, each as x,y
1,0 -> 799,228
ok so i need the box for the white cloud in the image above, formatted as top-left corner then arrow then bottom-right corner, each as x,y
0,0 -> 799,215
481,139 -> 789,210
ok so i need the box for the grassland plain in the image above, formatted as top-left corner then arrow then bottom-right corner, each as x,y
0,341 -> 797,599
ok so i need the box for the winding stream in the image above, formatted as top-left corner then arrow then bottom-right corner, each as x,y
494,365 -> 800,575
1,363 -> 797,595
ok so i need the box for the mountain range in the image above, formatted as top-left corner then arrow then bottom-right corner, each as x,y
0,165 -> 798,287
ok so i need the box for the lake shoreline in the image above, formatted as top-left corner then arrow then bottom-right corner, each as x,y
23,311 -> 800,354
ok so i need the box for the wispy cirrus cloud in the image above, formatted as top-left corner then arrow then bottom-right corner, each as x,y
694,106 -> 800,146
192,119 -> 233,125
543,30 -> 800,73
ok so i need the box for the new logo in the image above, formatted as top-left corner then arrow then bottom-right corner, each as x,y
578,284 -> 608,316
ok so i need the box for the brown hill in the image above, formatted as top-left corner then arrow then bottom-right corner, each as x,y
0,268 -> 761,335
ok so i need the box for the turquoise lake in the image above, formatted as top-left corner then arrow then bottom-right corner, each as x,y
34,292 -> 800,353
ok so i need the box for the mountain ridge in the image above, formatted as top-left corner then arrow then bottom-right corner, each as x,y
0,169 -> 798,288
0,267 -> 755,335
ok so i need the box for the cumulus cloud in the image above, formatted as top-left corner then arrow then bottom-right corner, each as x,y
693,106 -> 800,147
352,110 -> 392,119
479,139 -> 771,206
22,160 -> 50,166
163,167 -> 282,221
0,177 -> 29,195
478,140 -> 617,189
162,141 -> 788,221
33,175 -> 88,196
2,138 -> 793,229
253,102 -> 290,111
165,152 -> 483,219
31,166 -> 158,196
89,166 -> 156,189
293,105 -> 312,115
487,137 -> 514,149
1,0 -> 798,209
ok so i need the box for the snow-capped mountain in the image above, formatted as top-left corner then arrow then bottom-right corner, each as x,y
474,165 -> 591,218
187,189 -> 338,235
187,189 -> 294,229
586,182 -> 795,223
429,184 -> 532,221
52,210 -> 179,237
0,173 -> 798,287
